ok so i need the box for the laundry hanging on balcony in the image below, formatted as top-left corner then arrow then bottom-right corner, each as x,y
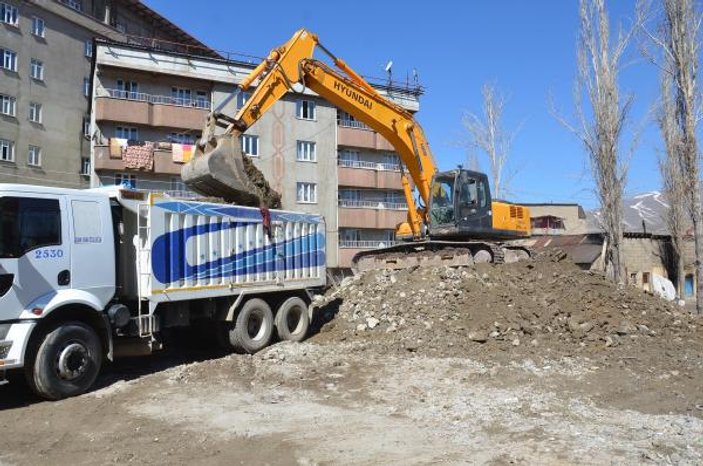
123,142 -> 154,170
171,143 -> 193,163
109,138 -> 128,158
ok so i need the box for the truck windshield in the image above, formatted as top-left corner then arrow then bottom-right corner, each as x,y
0,197 -> 61,258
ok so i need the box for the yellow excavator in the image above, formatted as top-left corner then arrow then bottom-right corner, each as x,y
181,29 -> 531,270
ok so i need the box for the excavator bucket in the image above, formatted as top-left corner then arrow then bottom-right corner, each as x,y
181,132 -> 272,206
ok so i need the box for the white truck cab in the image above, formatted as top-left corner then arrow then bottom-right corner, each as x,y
0,184 -> 326,400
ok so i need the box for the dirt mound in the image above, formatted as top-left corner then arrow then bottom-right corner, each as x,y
315,255 -> 701,360
242,154 -> 281,208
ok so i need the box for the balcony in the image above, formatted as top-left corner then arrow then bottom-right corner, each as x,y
93,144 -> 184,175
337,125 -> 394,151
338,201 -> 407,230
95,89 -> 210,130
338,160 -> 405,190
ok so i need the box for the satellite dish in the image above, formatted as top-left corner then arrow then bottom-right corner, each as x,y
385,60 -> 393,72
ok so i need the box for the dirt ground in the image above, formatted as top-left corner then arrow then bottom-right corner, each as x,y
1,257 -> 702,465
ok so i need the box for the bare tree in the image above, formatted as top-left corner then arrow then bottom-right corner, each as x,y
657,72 -> 687,296
641,0 -> 702,313
461,83 -> 519,199
553,0 -> 636,283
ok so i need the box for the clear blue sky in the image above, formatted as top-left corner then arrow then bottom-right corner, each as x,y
145,0 -> 669,208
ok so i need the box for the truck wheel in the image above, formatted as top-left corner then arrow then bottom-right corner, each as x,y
27,322 -> 103,400
229,298 -> 273,354
275,297 -> 309,342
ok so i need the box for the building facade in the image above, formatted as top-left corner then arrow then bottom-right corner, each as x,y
90,40 -> 422,271
0,0 -> 213,189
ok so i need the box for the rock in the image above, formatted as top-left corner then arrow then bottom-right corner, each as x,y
512,338 -> 520,346
356,324 -> 367,332
468,331 -> 488,343
617,320 -> 637,335
366,317 -> 380,329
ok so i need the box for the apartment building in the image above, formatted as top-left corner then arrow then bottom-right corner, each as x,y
90,39 -> 422,271
0,0 -> 214,189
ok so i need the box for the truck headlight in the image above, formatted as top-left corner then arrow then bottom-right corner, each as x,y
0,323 -> 10,341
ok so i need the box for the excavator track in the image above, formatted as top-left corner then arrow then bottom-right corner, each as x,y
351,241 -> 530,274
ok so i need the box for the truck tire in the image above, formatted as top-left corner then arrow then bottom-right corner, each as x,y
275,297 -> 309,342
27,322 -> 102,400
229,298 -> 273,354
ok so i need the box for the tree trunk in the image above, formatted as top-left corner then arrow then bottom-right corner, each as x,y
693,200 -> 703,314
677,249 -> 685,299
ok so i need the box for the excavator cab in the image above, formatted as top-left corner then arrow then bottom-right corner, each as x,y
428,170 -> 493,237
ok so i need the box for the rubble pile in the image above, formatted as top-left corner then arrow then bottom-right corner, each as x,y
315,254 -> 701,358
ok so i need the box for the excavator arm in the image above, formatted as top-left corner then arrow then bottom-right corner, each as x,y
182,29 -> 436,239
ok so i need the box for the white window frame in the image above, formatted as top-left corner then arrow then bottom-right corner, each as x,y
31,16 -> 45,37
30,59 -> 44,81
1,3 -> 18,26
195,90 -> 209,109
0,94 -> 16,116
2,48 -> 17,72
296,182 -> 317,204
83,77 -> 90,97
171,87 -> 192,106
296,140 -> 316,162
115,126 -> 138,140
169,132 -> 195,144
0,138 -> 15,162
84,39 -> 93,58
80,157 -> 91,175
27,145 -> 41,167
296,99 -> 316,120
236,91 -> 251,109
65,0 -> 82,12
241,134 -> 259,157
29,102 -> 42,123
114,173 -> 137,189
83,117 -> 90,137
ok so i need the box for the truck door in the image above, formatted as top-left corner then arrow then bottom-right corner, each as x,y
0,195 -> 70,321
455,172 -> 493,231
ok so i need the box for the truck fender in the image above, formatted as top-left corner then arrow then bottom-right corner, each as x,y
21,289 -> 114,362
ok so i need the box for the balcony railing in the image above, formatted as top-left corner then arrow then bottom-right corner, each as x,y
338,199 -> 407,210
338,119 -> 371,130
339,240 -> 398,249
104,88 -> 211,109
338,159 -> 401,172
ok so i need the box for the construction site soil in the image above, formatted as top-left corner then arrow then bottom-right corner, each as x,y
1,255 -> 702,464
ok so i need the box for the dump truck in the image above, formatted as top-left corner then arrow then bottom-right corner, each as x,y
181,29 -> 531,271
0,183 -> 325,399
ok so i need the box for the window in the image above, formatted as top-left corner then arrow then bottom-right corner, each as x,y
29,102 -> 42,123
168,132 -> 196,144
296,99 -> 316,120
30,59 -> 44,80
1,3 -> 18,26
339,189 -> 360,202
80,158 -> 91,176
83,117 -> 90,137
241,134 -> 259,156
341,229 -> 360,243
31,16 -> 45,37
296,182 -> 317,204
296,141 -> 316,162
0,94 -> 16,116
0,138 -> 14,161
116,79 -> 139,99
170,177 -> 187,192
195,90 -> 208,109
236,91 -> 251,109
171,87 -> 192,105
337,110 -> 367,129
114,173 -> 136,189
83,77 -> 90,97
84,39 -> 92,58
0,197 -> 61,259
28,145 -> 41,167
115,22 -> 125,33
2,48 -> 17,71
64,0 -> 82,12
382,152 -> 401,170
115,126 -> 138,140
